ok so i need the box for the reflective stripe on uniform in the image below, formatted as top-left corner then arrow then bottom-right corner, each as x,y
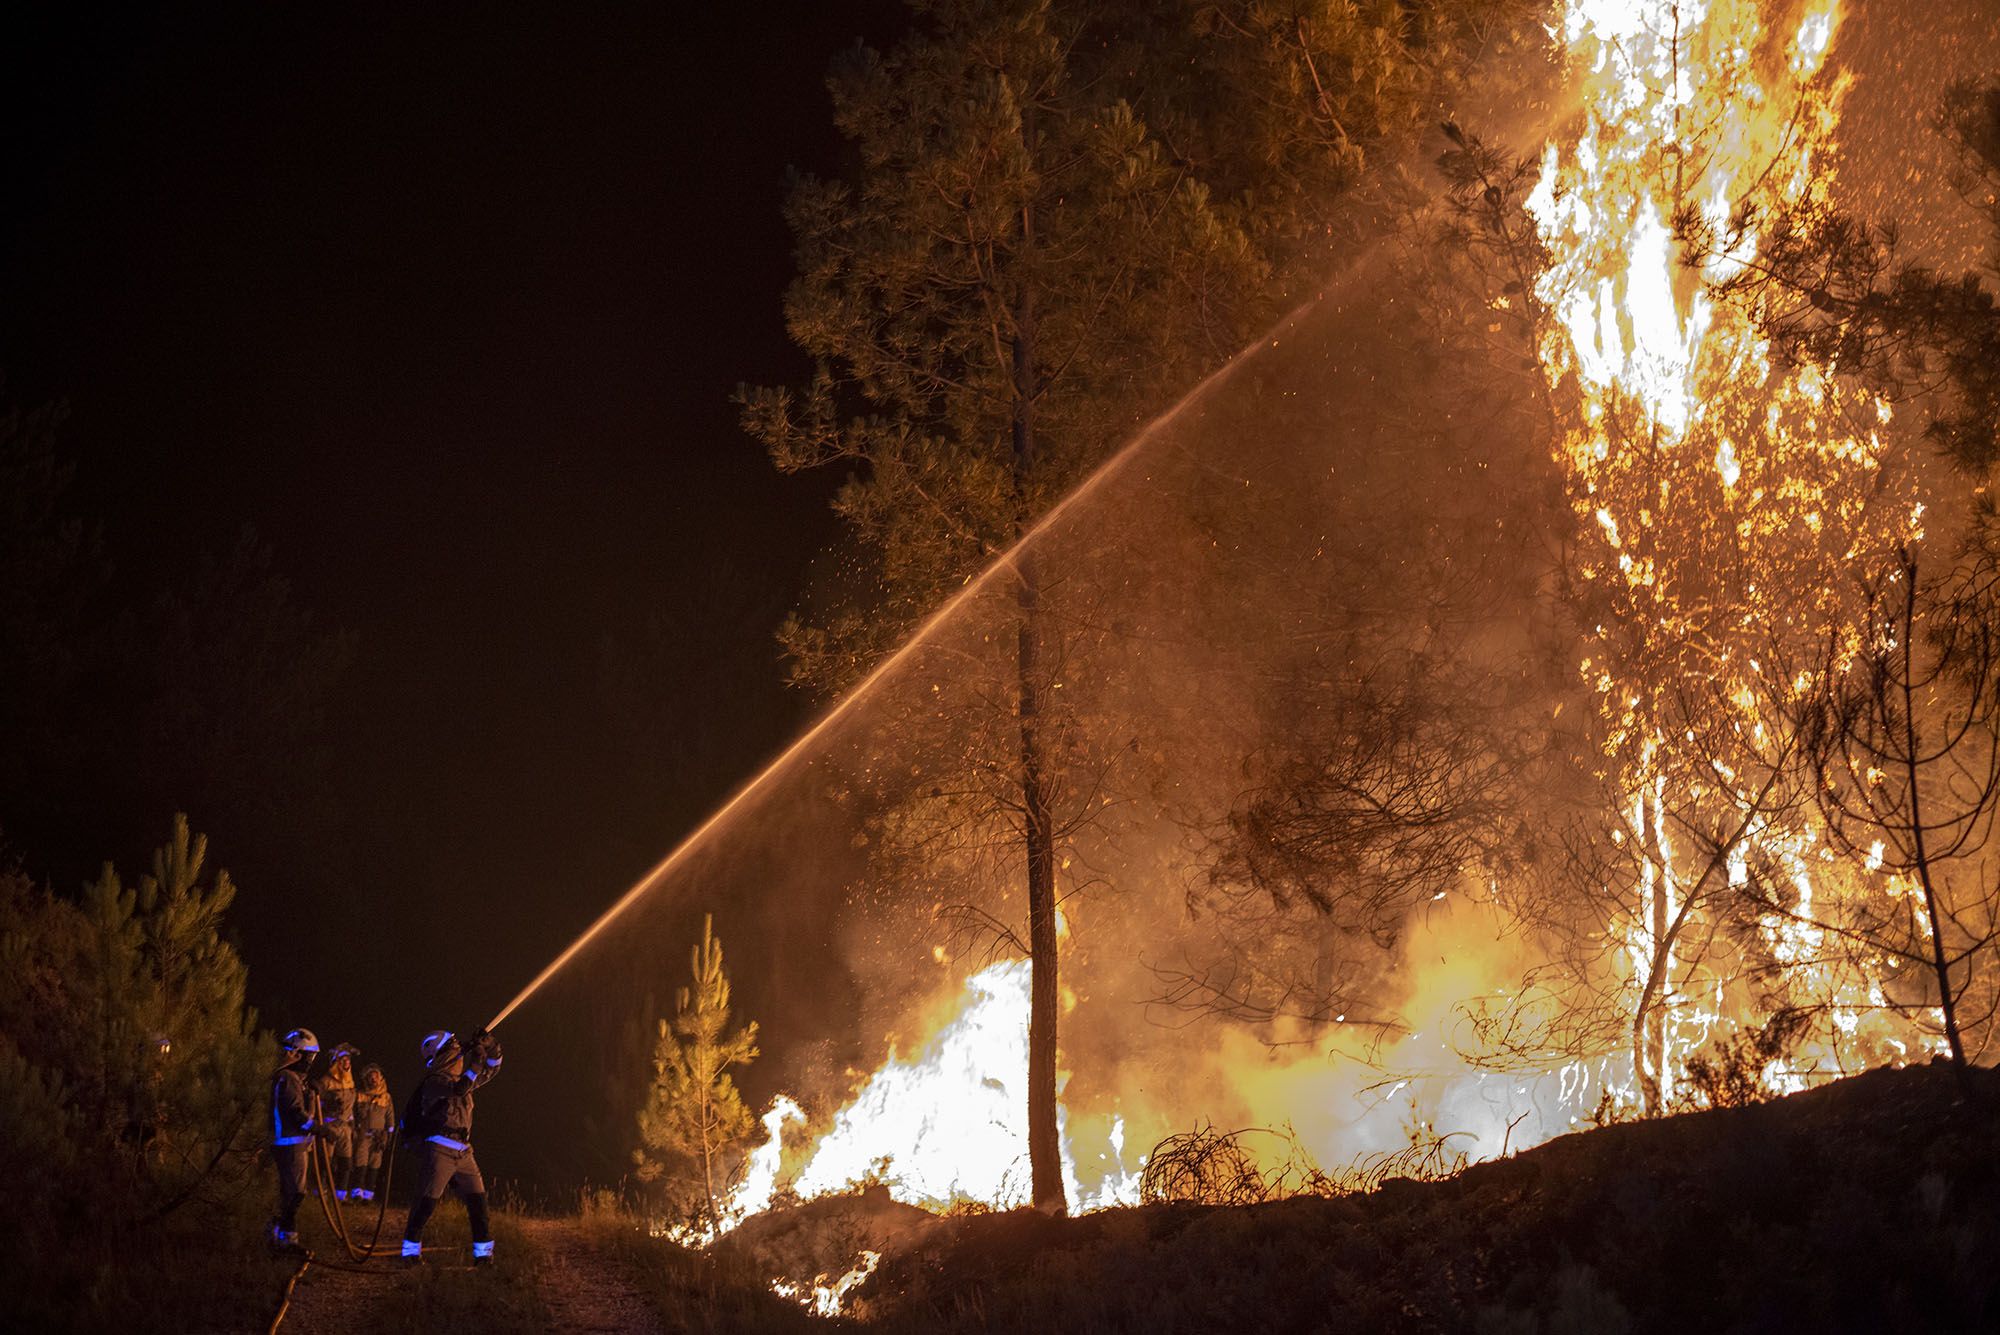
427,1133 -> 470,1151
472,1241 -> 495,1258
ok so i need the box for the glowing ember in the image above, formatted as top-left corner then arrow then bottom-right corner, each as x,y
771,1249 -> 881,1317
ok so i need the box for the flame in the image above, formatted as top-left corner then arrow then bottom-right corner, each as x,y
718,962 -> 1140,1232
791,961 -> 1041,1208
1526,0 -> 1933,1110
771,1249 -> 881,1317
685,2 -> 1959,1250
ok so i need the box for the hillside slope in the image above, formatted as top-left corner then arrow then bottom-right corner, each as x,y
716,1062 -> 1999,1333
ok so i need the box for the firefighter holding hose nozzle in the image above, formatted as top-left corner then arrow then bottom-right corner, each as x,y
399,1027 -> 504,1266
268,1027 -> 320,1252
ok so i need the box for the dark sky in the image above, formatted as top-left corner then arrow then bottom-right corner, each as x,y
2,1 -> 902,1179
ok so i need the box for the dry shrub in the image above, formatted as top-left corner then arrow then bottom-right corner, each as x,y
1139,1123 -> 1272,1205
1140,1121 -> 1470,1206
1327,1130 -> 1473,1193
1678,1006 -> 1816,1112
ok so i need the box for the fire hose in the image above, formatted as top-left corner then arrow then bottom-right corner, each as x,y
268,1072 -> 499,1333
266,1251 -> 310,1335
265,1090 -> 407,1335
306,1109 -> 401,1261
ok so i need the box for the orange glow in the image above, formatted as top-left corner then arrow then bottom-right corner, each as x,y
690,1 -> 1953,1242
1526,0 -> 1934,1111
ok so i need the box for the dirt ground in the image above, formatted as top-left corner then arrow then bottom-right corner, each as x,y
267,1249 -> 394,1334
515,1216 -> 665,1334
272,1215 -> 664,1334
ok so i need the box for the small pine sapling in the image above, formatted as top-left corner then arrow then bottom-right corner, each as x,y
634,914 -> 759,1234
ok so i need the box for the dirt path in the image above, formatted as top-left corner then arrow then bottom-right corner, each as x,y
266,1213 -> 666,1334
515,1217 -> 666,1334
268,1251 -> 397,1334
265,1201 -> 404,1334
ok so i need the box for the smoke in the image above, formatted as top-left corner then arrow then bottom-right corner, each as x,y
489,0 -> 2000,1205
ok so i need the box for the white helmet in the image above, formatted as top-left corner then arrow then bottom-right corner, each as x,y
420,1030 -> 460,1069
282,1028 -> 320,1056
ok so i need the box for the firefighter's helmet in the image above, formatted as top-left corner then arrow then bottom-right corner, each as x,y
420,1030 -> 460,1069
282,1028 -> 320,1056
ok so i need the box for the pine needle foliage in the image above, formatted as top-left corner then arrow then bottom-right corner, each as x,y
0,813 -> 270,1323
739,0 -> 1273,1217
635,914 -> 760,1233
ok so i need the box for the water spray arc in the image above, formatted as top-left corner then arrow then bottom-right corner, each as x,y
483,291 -> 1326,1034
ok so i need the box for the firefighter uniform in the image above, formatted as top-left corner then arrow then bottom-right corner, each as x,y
401,1029 -> 503,1264
313,1046 -> 359,1198
268,1029 -> 320,1249
351,1064 -> 393,1201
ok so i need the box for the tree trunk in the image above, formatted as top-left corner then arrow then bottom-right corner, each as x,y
1313,922 -> 1340,1037
1019,549 -> 1064,1214
699,1082 -> 718,1230
1011,121 -> 1066,1215
1895,554 -> 1971,1083
1637,787 -> 1668,1117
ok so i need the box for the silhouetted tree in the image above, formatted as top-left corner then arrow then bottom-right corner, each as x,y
1798,545 -> 2000,1077
1102,0 -> 1548,296
0,397 -> 107,858
1131,123 -> 1564,1079
741,0 -> 1265,1214
0,815 -> 271,1309
0,402 -> 352,899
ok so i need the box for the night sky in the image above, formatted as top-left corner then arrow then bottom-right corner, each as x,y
3,0 -> 902,1179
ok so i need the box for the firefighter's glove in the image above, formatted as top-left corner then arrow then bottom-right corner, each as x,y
463,1028 -> 499,1066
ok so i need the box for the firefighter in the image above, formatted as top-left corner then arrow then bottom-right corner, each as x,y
400,1027 -> 504,1266
268,1027 -> 320,1251
351,1062 -> 393,1202
313,1043 -> 360,1200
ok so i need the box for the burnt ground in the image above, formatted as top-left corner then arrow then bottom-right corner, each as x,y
712,1061 -> 2000,1333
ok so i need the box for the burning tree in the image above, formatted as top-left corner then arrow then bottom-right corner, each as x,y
739,0 -> 1268,1214
1491,0 -> 1936,1113
1689,77 -> 2000,478
635,914 -> 760,1232
1793,546 -> 2000,1076
1677,71 -> 2000,1077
